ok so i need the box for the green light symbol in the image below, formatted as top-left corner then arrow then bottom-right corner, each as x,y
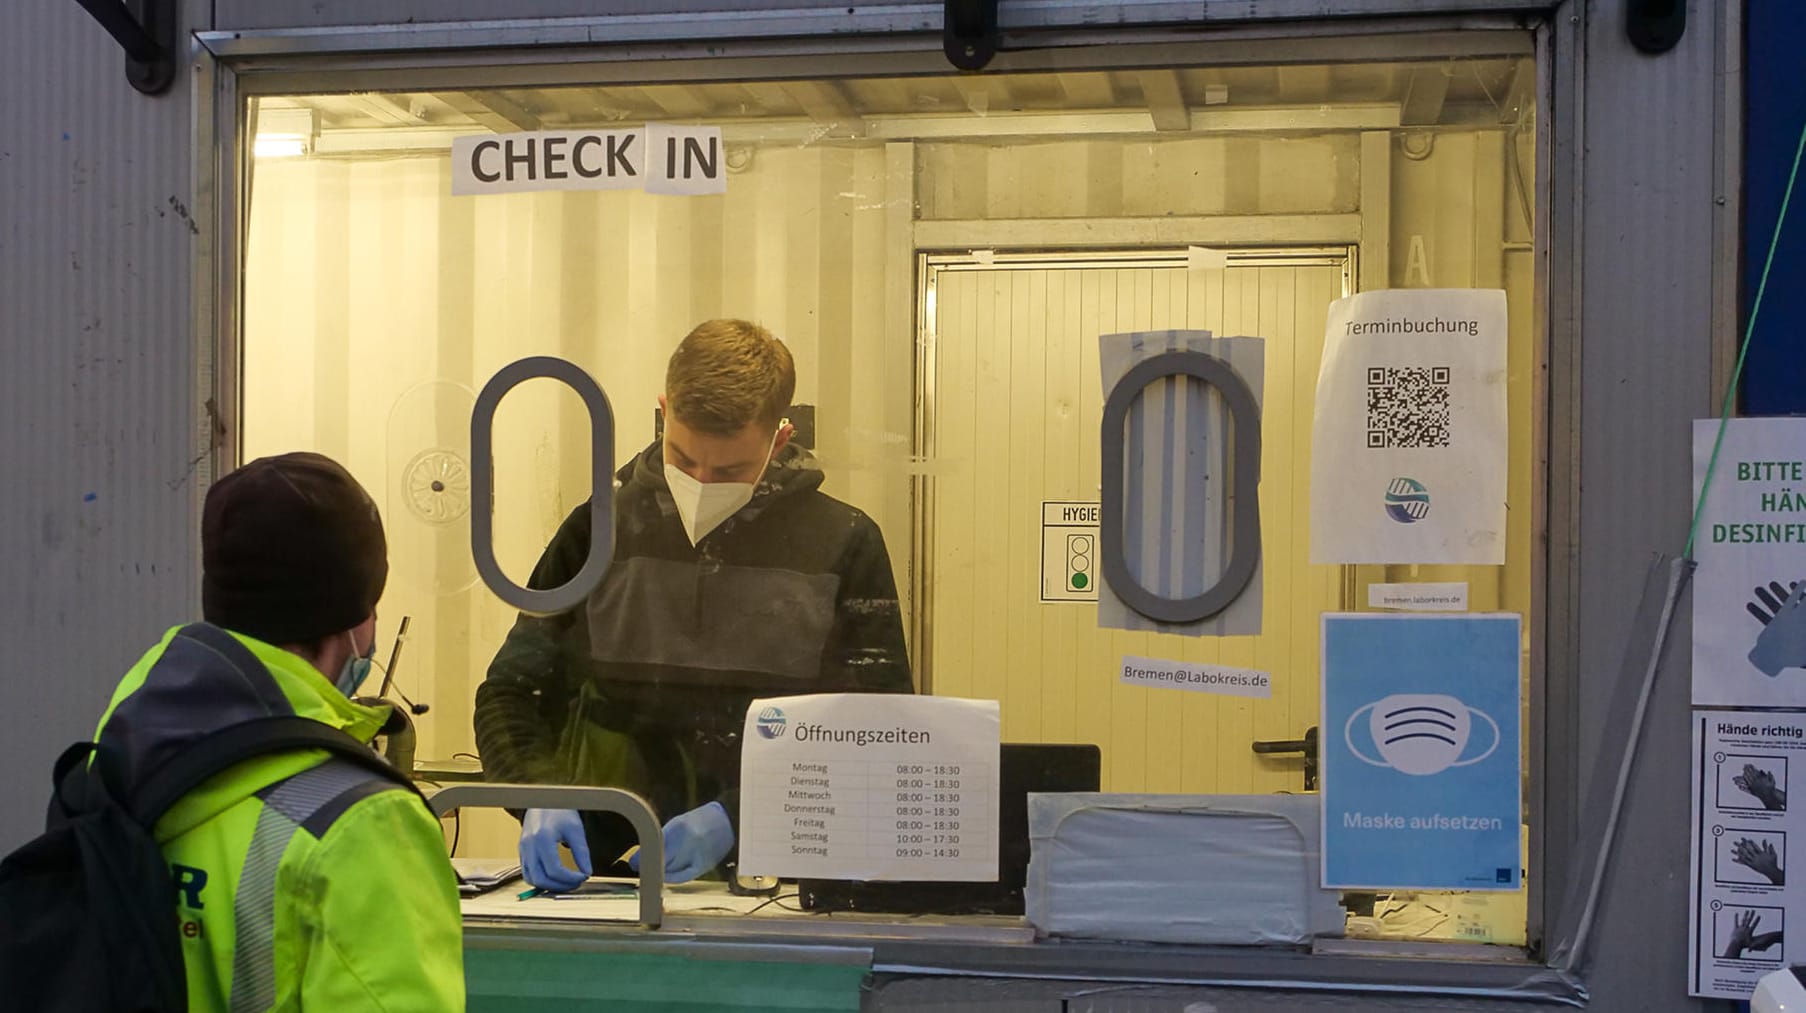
1068,533 -> 1093,593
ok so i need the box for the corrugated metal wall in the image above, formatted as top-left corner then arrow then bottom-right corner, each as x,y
0,0 -> 205,854
1574,0 -> 1725,1005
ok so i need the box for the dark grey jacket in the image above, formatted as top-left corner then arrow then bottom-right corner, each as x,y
473,439 -> 912,868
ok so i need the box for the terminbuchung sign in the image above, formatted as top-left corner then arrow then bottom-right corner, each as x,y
451,124 -> 726,197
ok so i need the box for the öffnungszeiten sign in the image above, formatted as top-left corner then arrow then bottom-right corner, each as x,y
738,694 -> 1000,882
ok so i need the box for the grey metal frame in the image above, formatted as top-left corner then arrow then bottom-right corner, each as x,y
1534,8 -> 1578,960
1711,2 -> 1744,403
200,2 -> 1547,58
428,784 -> 664,927
192,37 -> 239,482
190,6 -> 1583,1003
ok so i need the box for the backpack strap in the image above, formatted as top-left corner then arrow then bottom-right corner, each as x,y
129,715 -> 424,828
46,741 -> 110,826
124,625 -> 423,827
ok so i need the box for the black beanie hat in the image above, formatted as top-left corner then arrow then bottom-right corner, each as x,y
202,452 -> 388,646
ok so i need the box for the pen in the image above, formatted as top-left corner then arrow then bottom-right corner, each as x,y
517,887 -> 547,901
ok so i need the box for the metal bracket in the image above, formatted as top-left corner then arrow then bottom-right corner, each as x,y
1626,0 -> 1685,55
943,0 -> 999,71
429,784 -> 664,929
72,0 -> 176,95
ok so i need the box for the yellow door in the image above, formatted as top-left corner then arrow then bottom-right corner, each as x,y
922,250 -> 1350,795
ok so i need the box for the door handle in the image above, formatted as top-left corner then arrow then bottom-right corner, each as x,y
1252,726 -> 1319,790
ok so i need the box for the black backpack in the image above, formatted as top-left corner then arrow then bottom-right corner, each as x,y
0,700 -> 421,1011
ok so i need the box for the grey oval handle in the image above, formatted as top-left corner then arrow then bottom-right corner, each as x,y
1100,350 -> 1261,624
428,783 -> 661,928
470,356 -> 615,616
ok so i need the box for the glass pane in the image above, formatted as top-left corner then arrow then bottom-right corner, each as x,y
242,52 -> 1538,944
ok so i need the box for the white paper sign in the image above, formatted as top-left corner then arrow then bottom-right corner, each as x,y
451,129 -> 646,195
1309,289 -> 1507,565
1041,501 -> 1100,602
646,123 -> 727,195
1691,418 -> 1806,706
1690,711 -> 1806,998
1367,582 -> 1470,612
1186,245 -> 1229,271
1120,655 -> 1271,699
738,694 -> 1000,882
450,124 -> 725,196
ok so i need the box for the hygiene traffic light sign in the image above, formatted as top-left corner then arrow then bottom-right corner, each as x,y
1041,501 -> 1101,603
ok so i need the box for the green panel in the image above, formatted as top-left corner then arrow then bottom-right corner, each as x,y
465,945 -> 868,1012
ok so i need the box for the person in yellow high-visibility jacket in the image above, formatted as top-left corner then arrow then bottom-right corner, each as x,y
92,452 -> 463,1011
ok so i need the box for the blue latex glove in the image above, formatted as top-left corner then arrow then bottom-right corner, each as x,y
629,801 -> 735,884
1749,581 -> 1806,677
519,808 -> 591,892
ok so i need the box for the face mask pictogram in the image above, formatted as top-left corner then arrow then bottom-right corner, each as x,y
1344,693 -> 1499,776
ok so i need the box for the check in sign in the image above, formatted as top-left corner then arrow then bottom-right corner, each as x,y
1321,613 -> 1522,890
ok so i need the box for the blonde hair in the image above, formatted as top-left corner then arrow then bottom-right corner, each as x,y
665,319 -> 796,435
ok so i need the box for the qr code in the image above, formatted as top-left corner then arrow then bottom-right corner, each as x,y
1366,366 -> 1452,449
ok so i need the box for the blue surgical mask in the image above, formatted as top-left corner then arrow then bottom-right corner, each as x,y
335,631 -> 375,697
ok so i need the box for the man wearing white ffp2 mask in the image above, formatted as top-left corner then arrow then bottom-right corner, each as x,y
478,319 -> 914,892
662,421 -> 786,546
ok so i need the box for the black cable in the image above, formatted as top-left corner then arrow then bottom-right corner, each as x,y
366,655 -> 429,716
742,893 -> 802,916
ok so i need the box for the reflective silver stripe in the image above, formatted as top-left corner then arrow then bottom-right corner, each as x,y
228,804 -> 297,1013
260,760 -> 377,824
228,760 -> 381,1012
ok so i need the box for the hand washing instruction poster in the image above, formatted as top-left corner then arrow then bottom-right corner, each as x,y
738,693 -> 1000,882
1690,711 -> 1805,998
1321,613 -> 1521,889
1692,418 -> 1806,706
1310,289 -> 1507,565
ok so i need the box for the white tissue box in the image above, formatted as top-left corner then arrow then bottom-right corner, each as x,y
1025,793 -> 1344,946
